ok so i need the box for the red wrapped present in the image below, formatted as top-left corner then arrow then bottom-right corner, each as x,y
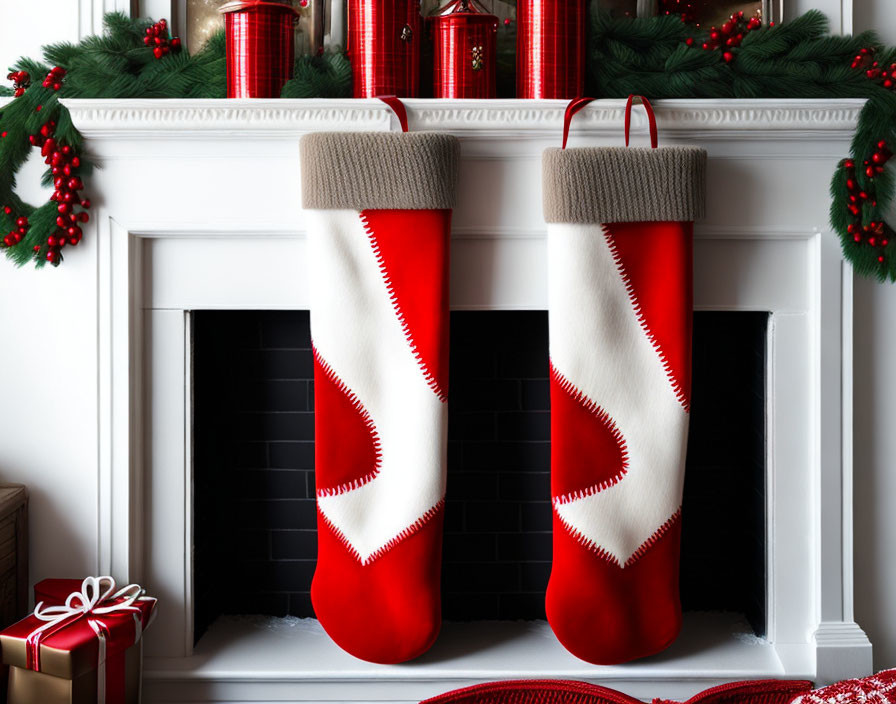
0,576 -> 156,704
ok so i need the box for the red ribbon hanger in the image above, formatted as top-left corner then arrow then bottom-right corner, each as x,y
561,95 -> 659,149
562,96 -> 595,149
624,94 -> 658,148
377,95 -> 410,133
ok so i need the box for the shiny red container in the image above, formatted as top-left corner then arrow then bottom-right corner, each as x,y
348,0 -> 422,98
516,0 -> 586,99
221,1 -> 298,99
431,0 -> 498,99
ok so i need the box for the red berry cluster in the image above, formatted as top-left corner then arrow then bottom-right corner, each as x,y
851,47 -> 874,70
659,0 -> 698,24
25,120 -> 90,264
697,11 -> 763,62
843,151 -> 892,263
6,70 -> 30,98
144,19 -> 182,60
851,48 -> 896,91
864,140 -> 893,180
41,66 -> 66,92
3,210 -> 29,247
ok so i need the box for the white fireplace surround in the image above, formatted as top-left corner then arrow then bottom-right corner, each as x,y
62,97 -> 871,703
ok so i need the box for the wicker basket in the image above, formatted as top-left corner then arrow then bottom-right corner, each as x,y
0,484 -> 27,630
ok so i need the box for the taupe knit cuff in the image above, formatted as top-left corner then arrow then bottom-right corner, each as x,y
543,147 -> 707,223
301,132 -> 460,211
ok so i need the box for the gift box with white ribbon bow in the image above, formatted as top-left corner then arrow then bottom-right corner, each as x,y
0,576 -> 156,704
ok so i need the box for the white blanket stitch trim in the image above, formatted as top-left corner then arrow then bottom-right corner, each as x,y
548,221 -> 689,567
361,211 -> 448,402
308,209 -> 446,564
602,224 -> 690,412
312,347 -> 382,497
550,365 -> 629,506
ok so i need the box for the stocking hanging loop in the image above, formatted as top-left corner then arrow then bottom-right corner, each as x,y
561,97 -> 597,149
376,95 -> 410,133
562,96 -> 658,149
624,94 -> 658,149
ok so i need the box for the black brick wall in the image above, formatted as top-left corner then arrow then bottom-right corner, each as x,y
193,310 -> 767,644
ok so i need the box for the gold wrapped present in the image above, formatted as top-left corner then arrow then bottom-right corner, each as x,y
0,576 -> 156,704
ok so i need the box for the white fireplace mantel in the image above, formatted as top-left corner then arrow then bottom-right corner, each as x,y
62,97 -> 872,703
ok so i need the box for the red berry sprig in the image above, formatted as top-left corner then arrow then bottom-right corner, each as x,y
843,152 -> 893,264
871,64 -> 895,90
41,66 -> 66,92
144,19 -> 182,60
864,140 -> 893,180
6,71 -> 30,98
852,48 -> 896,91
3,212 -> 29,248
700,11 -> 763,62
18,120 -> 90,265
851,47 -> 875,70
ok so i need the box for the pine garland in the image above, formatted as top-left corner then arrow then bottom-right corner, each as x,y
588,9 -> 896,281
2,10 -> 894,279
0,13 -> 350,268
283,52 -> 352,99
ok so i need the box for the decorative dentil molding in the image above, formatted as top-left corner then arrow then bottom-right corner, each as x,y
62,98 -> 865,141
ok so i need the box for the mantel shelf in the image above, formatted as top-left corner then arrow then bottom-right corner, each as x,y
61,97 -> 865,141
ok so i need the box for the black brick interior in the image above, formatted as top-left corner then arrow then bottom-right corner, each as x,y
193,310 -> 768,644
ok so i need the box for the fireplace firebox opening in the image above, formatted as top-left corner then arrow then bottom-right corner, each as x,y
192,310 -> 768,646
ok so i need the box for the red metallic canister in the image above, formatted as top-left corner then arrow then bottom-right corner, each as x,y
516,0 -> 586,99
431,0 -> 498,99
348,0 -> 422,98
220,1 -> 299,98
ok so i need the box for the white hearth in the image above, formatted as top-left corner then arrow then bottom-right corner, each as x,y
63,97 -> 872,703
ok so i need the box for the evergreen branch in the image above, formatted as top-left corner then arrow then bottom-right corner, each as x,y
3,8 -> 896,278
282,53 -> 352,98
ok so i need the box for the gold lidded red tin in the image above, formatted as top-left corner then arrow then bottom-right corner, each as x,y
430,0 -> 498,99
219,0 -> 300,98
347,0 -> 423,97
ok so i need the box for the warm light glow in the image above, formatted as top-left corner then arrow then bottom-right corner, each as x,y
187,0 -> 227,53
188,0 -> 317,55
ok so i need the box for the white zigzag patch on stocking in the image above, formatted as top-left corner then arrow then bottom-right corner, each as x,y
548,222 -> 689,568
307,209 -> 447,565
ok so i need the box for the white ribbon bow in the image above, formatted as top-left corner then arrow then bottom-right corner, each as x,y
33,575 -> 145,624
25,574 -> 151,696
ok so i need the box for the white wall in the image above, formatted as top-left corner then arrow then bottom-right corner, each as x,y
849,4 -> 896,676
784,0 -> 849,31
0,1 -> 98,586
2,0 -> 896,673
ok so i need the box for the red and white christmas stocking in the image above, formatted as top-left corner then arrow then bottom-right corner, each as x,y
543,96 -> 706,664
300,99 -> 459,664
